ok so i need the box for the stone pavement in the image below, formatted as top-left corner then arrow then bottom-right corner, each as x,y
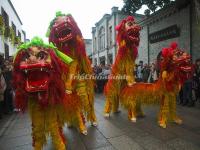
0,94 -> 200,150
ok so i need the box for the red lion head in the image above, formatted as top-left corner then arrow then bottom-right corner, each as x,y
161,42 -> 193,84
48,12 -> 86,59
13,37 -> 67,111
116,16 -> 141,60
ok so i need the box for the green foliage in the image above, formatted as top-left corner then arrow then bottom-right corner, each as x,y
122,0 -> 174,15
9,27 -> 15,45
0,15 -> 5,36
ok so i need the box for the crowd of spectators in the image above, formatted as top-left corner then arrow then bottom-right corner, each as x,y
135,60 -> 200,107
93,64 -> 111,93
0,53 -> 14,119
93,59 -> 200,108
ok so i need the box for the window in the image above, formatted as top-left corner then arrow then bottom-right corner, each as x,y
4,43 -> 9,59
1,7 -> 9,37
18,31 -> 21,40
109,26 -> 113,46
98,27 -> 105,51
12,22 -> 16,36
1,7 -> 9,27
94,37 -> 97,52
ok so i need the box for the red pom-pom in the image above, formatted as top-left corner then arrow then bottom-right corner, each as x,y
162,48 -> 169,57
126,16 -> 135,22
170,42 -> 178,50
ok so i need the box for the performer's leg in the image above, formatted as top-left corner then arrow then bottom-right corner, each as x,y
158,96 -> 169,128
77,110 -> 87,135
128,108 -> 137,122
88,100 -> 98,126
112,96 -> 120,113
29,101 -> 46,150
169,94 -> 182,124
135,101 -> 145,117
46,107 -> 66,150
104,97 -> 112,117
79,94 -> 97,125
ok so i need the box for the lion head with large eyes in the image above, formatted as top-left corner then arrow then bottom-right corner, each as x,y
13,37 -> 67,111
47,12 -> 86,58
115,16 -> 141,60
160,42 -> 193,84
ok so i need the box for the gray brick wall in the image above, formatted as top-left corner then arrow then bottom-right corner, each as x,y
148,5 -> 190,63
192,3 -> 200,62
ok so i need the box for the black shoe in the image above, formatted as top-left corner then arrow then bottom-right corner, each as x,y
182,102 -> 188,106
187,102 -> 195,107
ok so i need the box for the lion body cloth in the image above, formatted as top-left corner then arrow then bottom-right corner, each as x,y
47,12 -> 97,135
13,37 -> 83,150
120,43 -> 192,128
104,16 -> 141,116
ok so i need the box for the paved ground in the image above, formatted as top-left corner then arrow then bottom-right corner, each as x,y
0,94 -> 200,150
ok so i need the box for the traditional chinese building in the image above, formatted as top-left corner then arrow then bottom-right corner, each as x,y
138,0 -> 200,64
92,0 -> 200,65
92,7 -> 144,65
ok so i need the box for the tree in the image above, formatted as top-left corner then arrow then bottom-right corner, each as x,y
122,0 -> 175,15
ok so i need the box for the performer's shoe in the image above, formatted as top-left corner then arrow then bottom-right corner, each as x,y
91,121 -> 98,127
159,123 -> 166,128
173,117 -> 182,125
128,82 -> 136,87
130,117 -> 137,122
104,113 -> 110,117
81,130 -> 88,135
136,111 -> 145,118
158,120 -> 166,128
113,110 -> 121,114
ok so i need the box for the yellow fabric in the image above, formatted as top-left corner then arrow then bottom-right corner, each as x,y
104,46 -> 136,114
28,99 -> 66,150
65,60 -> 78,91
121,70 -> 181,128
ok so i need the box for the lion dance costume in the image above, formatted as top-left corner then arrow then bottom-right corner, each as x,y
47,12 -> 97,135
120,42 -> 192,128
13,37 -> 82,150
104,16 -> 141,118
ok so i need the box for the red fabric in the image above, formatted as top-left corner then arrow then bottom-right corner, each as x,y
12,48 -> 67,111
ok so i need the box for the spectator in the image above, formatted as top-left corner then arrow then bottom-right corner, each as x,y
137,60 -> 143,82
142,63 -> 150,82
0,68 -> 6,119
3,59 -> 13,113
148,63 -> 158,83
181,78 -> 194,107
193,58 -> 200,102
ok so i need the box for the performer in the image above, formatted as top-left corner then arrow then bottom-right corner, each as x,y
47,12 -> 97,135
104,16 -> 142,120
120,43 -> 192,128
13,37 -> 81,150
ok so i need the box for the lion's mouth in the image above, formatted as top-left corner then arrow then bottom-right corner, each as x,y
54,22 -> 73,43
57,28 -> 72,42
20,62 -> 51,93
127,29 -> 139,42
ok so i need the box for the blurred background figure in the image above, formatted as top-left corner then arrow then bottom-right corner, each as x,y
137,60 -> 143,82
148,63 -> 158,83
142,63 -> 150,82
3,57 -> 14,114
192,58 -> 200,103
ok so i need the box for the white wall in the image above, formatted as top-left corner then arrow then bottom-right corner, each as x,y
0,0 -> 25,56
